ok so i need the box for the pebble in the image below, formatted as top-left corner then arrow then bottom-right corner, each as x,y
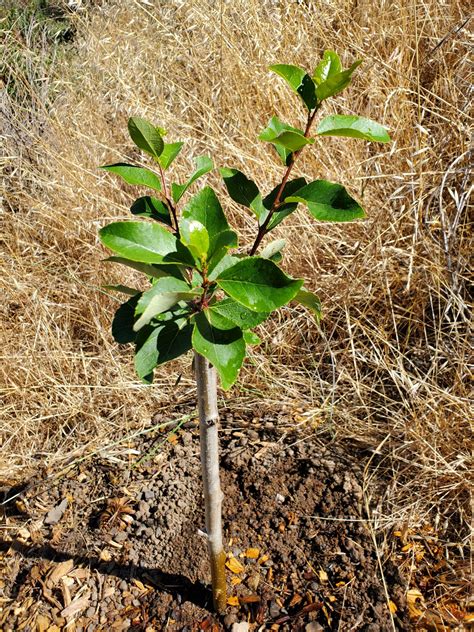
143,489 -> 154,500
119,580 -> 128,592
275,493 -> 285,503
86,607 -> 96,618
231,624 -> 250,632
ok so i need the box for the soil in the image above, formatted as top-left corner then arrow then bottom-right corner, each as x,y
0,410 -> 409,631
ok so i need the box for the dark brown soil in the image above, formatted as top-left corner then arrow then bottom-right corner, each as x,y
0,411 -> 408,630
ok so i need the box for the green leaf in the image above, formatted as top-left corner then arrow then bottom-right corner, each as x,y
134,277 -> 200,331
243,330 -> 261,346
181,186 -> 229,238
216,257 -> 303,312
293,288 -> 321,322
135,316 -> 193,383
179,218 -> 210,263
208,253 -> 239,281
286,180 -> 365,222
130,196 -> 172,225
258,116 -> 305,165
313,50 -> 342,85
128,117 -> 164,159
269,64 -> 317,110
101,163 -> 161,191
158,142 -> 184,169
220,167 -> 260,209
316,114 -> 391,143
171,156 -> 213,203
112,294 -> 141,343
260,239 -> 286,260
210,297 -> 269,329
207,229 -> 239,273
315,60 -> 362,101
259,119 -> 314,152
99,221 -> 194,265
192,310 -> 245,390
262,177 -> 307,230
104,256 -> 184,281
103,284 -> 140,296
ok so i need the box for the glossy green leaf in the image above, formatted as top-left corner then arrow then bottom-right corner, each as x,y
220,168 -> 260,209
112,294 -> 141,344
208,253 -> 239,281
258,116 -> 304,165
216,257 -> 303,312
192,310 -> 245,390
158,142 -> 184,169
210,298 -> 269,329
171,156 -> 213,203
313,50 -> 342,85
103,284 -> 140,296
260,239 -> 286,260
182,186 -> 229,238
104,256 -> 184,280
286,180 -> 365,222
135,316 -> 193,383
293,288 -> 322,322
207,229 -> 239,273
134,277 -> 200,331
262,177 -> 307,230
317,115 -> 391,143
128,117 -> 164,159
315,60 -> 361,101
259,118 -> 314,152
243,330 -> 261,346
100,163 -> 161,191
179,218 -> 210,262
130,196 -> 172,225
269,64 -> 317,110
99,221 -> 194,265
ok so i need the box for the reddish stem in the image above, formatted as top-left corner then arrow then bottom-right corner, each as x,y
249,105 -> 320,256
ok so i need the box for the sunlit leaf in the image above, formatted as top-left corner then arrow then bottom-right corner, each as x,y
216,257 -> 303,312
128,117 -> 164,158
269,64 -> 317,110
100,163 -> 161,191
317,114 -> 391,143
286,180 -> 365,222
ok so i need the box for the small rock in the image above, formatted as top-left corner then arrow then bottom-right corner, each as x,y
45,498 -> 68,525
269,601 -> 281,618
143,489 -> 154,501
114,531 -> 127,543
306,624 -> 324,632
119,580 -> 128,592
223,613 -> 238,627
85,607 -> 96,618
231,624 -> 249,632
275,493 -> 285,503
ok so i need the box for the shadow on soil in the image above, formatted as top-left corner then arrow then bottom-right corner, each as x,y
0,539 -> 212,610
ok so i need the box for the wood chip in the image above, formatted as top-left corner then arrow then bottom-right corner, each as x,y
35,614 -> 50,632
245,548 -> 260,559
61,594 -> 90,618
227,596 -> 239,606
226,557 -> 245,574
48,560 -> 74,585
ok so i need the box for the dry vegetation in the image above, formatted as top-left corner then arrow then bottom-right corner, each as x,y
1,0 -> 472,625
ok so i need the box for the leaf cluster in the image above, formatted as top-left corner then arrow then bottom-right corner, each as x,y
99,50 -> 390,389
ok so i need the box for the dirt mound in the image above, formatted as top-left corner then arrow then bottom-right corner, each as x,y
1,420 -> 408,630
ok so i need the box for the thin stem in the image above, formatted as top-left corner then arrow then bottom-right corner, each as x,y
194,352 -> 227,613
157,162 -> 180,236
249,105 -> 320,256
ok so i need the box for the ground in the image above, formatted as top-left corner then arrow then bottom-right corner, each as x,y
1,407 -> 470,630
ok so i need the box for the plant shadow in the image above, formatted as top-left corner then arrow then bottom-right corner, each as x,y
1,539 -> 212,611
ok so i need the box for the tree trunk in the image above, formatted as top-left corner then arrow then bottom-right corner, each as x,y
194,352 -> 227,613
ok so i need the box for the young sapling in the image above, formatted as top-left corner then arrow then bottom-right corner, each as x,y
98,50 -> 390,613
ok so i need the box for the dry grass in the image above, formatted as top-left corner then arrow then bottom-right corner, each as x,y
1,0 -> 472,622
